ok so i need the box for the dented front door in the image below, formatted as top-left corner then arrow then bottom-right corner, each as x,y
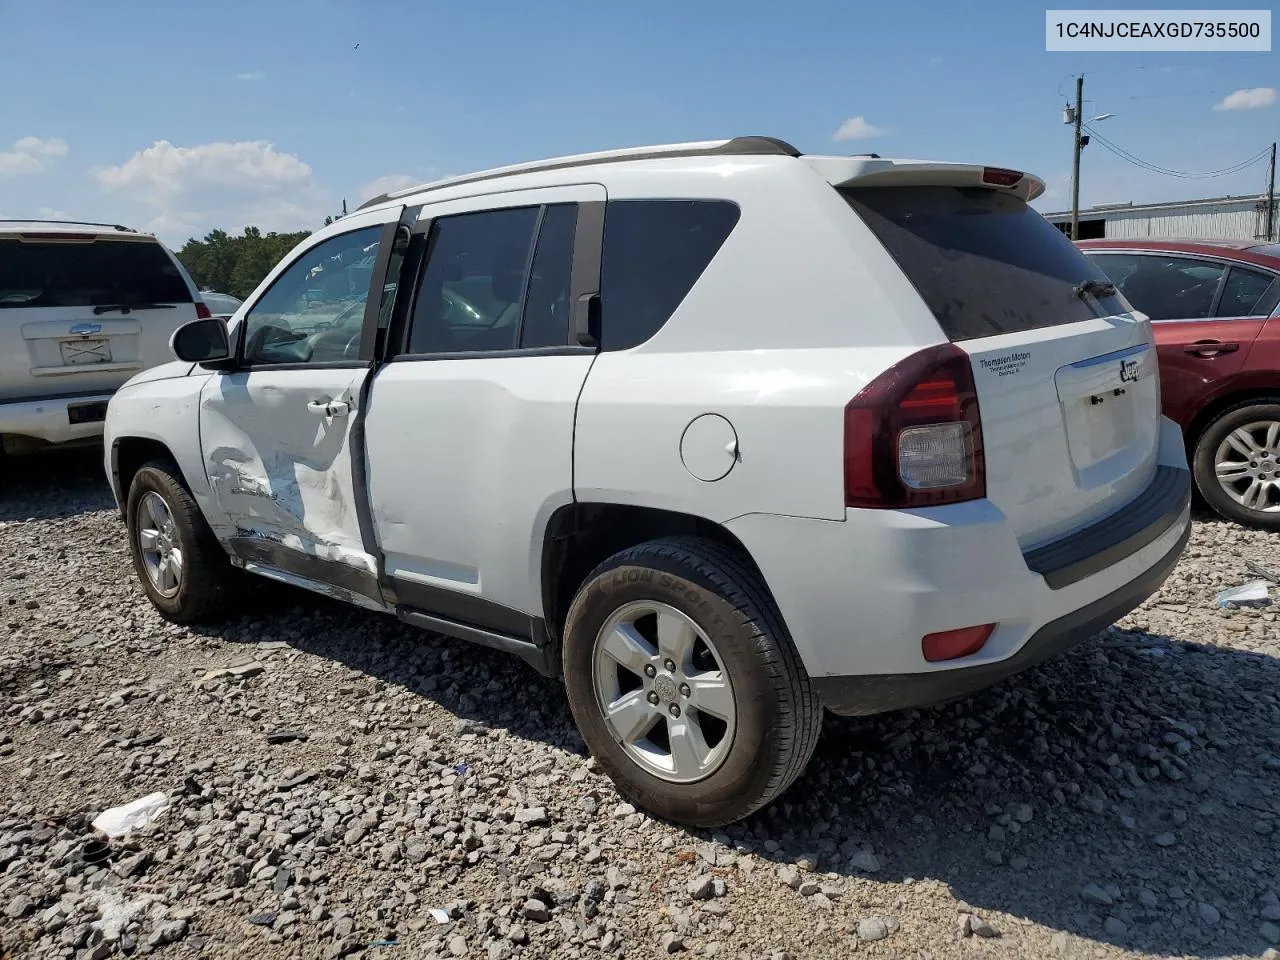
195,217 -> 400,603
199,367 -> 376,597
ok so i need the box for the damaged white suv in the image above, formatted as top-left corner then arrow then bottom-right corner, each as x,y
104,137 -> 1191,826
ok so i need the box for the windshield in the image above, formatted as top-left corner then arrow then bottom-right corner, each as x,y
0,237 -> 192,310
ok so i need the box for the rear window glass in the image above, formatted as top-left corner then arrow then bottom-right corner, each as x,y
0,237 -> 192,310
600,200 -> 740,350
844,186 -> 1125,341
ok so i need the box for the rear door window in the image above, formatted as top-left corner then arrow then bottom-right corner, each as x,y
1216,265 -> 1280,317
843,186 -> 1125,341
405,203 -> 580,355
1085,253 -> 1225,321
599,200 -> 740,350
0,236 -> 192,309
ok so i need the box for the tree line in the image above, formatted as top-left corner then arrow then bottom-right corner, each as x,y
175,226 -> 312,300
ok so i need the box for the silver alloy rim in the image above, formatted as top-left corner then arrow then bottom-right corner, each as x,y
136,491 -> 183,597
591,600 -> 736,784
1214,420 -> 1280,513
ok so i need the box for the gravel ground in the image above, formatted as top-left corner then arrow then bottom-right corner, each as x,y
2,451 -> 1279,960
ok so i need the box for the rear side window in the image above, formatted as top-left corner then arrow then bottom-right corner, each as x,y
1085,253 -> 1224,321
844,186 -> 1124,341
0,237 -> 192,309
599,200 -> 740,350
1218,265 -> 1280,317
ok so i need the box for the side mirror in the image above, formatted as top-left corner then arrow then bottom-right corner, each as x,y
171,317 -> 231,364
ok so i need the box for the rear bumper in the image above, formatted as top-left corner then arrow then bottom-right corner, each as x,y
0,393 -> 113,445
724,415 -> 1192,714
813,522 -> 1188,715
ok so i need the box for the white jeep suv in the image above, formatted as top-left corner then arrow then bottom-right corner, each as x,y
103,137 -> 1191,826
0,221 -> 206,458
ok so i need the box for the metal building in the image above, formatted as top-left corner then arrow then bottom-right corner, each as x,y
1043,194 -> 1277,241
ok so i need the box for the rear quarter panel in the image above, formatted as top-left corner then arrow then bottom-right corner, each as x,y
574,159 -> 943,524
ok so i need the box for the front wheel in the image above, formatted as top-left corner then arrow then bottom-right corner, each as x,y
562,537 -> 822,827
1192,401 -> 1280,530
126,460 -> 239,622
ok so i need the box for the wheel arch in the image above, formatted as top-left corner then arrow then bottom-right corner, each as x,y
1184,387 -> 1280,455
111,436 -> 189,516
539,502 -> 774,646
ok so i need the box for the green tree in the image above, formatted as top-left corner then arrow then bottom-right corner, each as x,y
176,225 -> 310,300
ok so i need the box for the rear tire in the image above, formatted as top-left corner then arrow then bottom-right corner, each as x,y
561,536 -> 822,827
1192,401 -> 1280,531
125,459 -> 239,622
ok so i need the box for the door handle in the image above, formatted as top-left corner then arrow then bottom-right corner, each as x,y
307,399 -> 350,417
1182,341 -> 1239,357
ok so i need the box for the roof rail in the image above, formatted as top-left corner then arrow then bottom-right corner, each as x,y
356,136 -> 802,211
0,219 -> 136,232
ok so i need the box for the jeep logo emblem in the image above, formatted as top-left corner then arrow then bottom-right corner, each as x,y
1119,358 -> 1140,383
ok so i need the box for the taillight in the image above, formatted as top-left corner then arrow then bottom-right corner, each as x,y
844,343 -> 985,508
195,302 -> 212,320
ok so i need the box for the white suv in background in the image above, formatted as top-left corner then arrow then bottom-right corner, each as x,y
103,137 -> 1191,826
0,221 -> 206,458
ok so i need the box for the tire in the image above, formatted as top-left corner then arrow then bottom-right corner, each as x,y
1192,400 -> 1280,531
562,536 -> 822,827
125,459 -> 239,622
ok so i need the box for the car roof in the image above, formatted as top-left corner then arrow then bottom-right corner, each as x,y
356,136 -> 1045,212
1076,237 -> 1280,269
0,219 -> 151,238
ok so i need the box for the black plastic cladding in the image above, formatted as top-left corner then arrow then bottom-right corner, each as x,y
355,136 -> 803,212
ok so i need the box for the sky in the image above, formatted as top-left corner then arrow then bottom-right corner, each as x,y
1,1 -> 1276,247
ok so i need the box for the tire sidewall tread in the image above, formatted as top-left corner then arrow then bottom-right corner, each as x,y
125,459 -> 236,623
1192,400 -> 1280,530
562,536 -> 821,827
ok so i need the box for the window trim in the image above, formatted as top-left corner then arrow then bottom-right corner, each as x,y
390,201 -> 600,362
233,221 -> 394,371
1086,249 -> 1280,322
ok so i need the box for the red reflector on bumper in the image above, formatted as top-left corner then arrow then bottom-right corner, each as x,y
922,624 -> 995,663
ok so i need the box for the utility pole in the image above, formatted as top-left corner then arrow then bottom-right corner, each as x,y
1070,75 -> 1084,241
1266,142 -> 1276,241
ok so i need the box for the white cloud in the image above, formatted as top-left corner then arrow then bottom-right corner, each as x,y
236,71 -> 265,81
37,206 -> 69,220
96,140 -> 330,244
0,136 -> 68,178
1214,87 -> 1276,111
358,172 -> 420,201
832,116 -> 885,141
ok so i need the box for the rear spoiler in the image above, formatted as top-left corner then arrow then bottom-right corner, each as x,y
803,156 -> 1045,202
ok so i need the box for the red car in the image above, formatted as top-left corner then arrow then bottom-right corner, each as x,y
1078,238 -> 1280,529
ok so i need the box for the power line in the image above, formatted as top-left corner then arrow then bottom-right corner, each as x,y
1083,124 -> 1271,179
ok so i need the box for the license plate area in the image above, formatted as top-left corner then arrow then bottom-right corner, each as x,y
1055,344 -> 1158,487
67,400 -> 109,425
59,337 -> 112,365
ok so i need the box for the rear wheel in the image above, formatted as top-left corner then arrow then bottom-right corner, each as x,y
1192,401 -> 1280,530
562,536 -> 822,827
126,460 -> 239,622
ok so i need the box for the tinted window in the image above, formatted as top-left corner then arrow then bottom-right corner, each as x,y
599,200 -> 740,351
521,205 -> 577,349
409,207 -> 539,354
1086,253 -> 1224,321
1217,265 -> 1280,317
242,226 -> 381,365
0,237 -> 192,309
845,186 -> 1124,341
